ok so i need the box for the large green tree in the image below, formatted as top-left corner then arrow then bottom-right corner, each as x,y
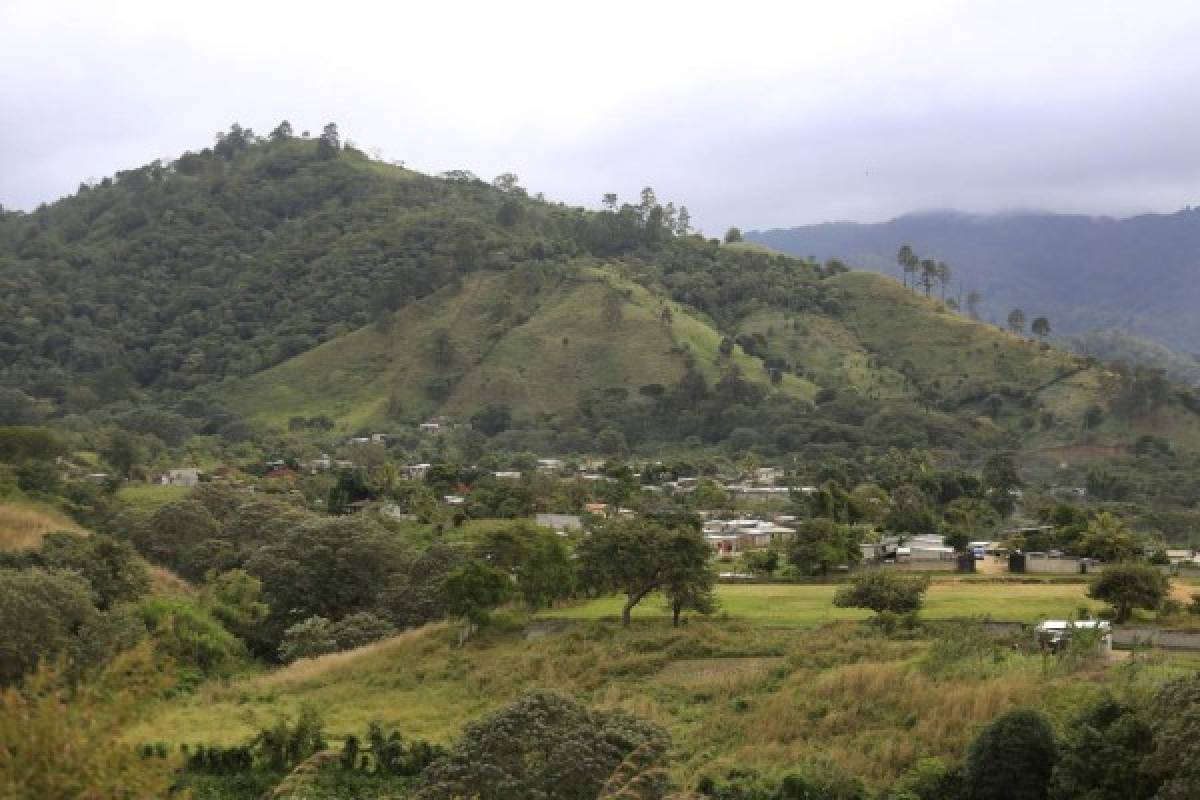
1087,562 -> 1169,622
787,518 -> 861,576
576,518 -> 710,626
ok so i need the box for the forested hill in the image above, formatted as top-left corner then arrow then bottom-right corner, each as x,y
3,124 -> 1200,462
747,209 -> 1200,353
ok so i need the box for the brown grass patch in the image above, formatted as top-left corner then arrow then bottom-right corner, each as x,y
148,566 -> 193,597
0,502 -> 86,551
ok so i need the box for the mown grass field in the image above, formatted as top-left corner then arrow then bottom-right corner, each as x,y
128,612 -> 1191,791
116,484 -> 191,512
545,581 -> 1103,625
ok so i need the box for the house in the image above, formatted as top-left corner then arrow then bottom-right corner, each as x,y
584,502 -> 609,516
703,518 -> 796,553
443,494 -> 465,506
403,463 -> 431,480
1166,549 -> 1196,565
309,454 -> 333,471
159,468 -> 200,487
535,513 -> 583,533
755,467 -> 784,486
349,436 -> 371,445
419,421 -> 443,434
1035,620 -> 1112,654
493,470 -> 523,481
727,485 -> 791,502
905,534 -> 956,562
537,458 -> 565,473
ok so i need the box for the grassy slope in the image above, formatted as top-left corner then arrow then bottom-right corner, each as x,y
231,266 -> 814,430
0,499 -> 86,550
823,272 -> 1200,452
129,603 -> 1188,790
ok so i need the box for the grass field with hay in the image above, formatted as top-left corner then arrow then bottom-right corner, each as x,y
127,612 -> 1191,790
0,500 -> 86,551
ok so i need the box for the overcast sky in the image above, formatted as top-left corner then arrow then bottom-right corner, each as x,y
3,0 -> 1200,233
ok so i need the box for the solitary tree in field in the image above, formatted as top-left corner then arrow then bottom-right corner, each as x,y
1007,308 -> 1027,335
1032,316 -> 1051,340
833,571 -> 930,620
602,192 -> 618,211
576,518 -> 710,626
724,227 -> 743,244
1087,562 -> 1169,623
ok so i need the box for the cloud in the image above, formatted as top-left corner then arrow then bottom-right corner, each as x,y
2,0 -> 1200,231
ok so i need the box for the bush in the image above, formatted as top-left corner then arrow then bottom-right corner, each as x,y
1048,697 -> 1157,800
416,690 -> 670,800
0,568 -> 97,685
834,571 -> 930,617
278,616 -> 339,663
964,708 -> 1057,800
1087,562 -> 1169,623
887,757 -> 963,800
136,597 -> 244,676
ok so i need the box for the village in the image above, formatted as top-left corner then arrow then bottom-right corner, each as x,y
132,417 -> 1200,585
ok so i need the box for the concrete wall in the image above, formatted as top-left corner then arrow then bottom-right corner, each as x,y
1025,557 -> 1084,574
1113,627 -> 1200,650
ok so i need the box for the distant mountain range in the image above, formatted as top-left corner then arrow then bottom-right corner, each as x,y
748,209 -> 1200,355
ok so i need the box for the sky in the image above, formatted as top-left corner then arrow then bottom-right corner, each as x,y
3,0 -> 1200,234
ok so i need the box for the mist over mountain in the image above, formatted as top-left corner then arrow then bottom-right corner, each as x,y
748,208 -> 1200,354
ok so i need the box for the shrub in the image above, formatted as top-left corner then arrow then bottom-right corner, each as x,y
0,568 -> 97,685
834,571 -> 930,617
887,757 -> 963,800
964,708 -> 1057,800
416,690 -> 670,800
278,616 -> 338,663
136,597 -> 244,676
1087,563 -> 1169,623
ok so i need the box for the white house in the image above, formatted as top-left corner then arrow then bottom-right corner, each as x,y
535,513 -> 583,533
160,468 -> 200,487
403,463 -> 431,480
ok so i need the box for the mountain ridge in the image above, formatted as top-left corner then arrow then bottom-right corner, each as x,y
747,207 -> 1200,353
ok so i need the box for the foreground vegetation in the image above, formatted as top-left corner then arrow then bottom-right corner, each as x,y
123,614 -> 1195,797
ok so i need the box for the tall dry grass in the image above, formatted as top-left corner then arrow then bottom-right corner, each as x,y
0,502 -> 85,551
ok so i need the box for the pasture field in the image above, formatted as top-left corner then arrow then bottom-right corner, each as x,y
545,581 -> 1104,625
115,483 -> 191,511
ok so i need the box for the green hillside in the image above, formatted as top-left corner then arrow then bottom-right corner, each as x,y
234,267 -> 815,430
4,125 -> 1200,465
